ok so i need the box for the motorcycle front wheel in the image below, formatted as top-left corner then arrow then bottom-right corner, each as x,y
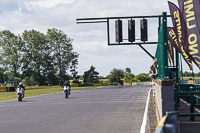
65,90 -> 69,98
18,94 -> 22,102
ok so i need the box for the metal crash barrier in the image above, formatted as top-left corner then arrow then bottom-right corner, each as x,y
175,83 -> 200,121
155,111 -> 179,133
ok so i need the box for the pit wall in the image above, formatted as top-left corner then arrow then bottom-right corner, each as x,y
154,79 -> 174,121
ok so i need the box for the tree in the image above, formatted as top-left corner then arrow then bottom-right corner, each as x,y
0,67 -> 7,83
46,28 -> 77,83
0,30 -> 23,79
83,66 -> 99,84
124,67 -> 135,83
125,68 -> 131,75
70,52 -> 79,84
135,73 -> 151,82
21,29 -> 48,85
107,68 -> 124,85
183,71 -> 192,77
0,28 -> 78,86
22,75 -> 39,86
196,72 -> 200,77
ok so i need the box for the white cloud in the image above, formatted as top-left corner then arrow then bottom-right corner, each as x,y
24,0 -> 75,9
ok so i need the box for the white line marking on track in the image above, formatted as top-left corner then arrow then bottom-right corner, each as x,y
140,88 -> 152,133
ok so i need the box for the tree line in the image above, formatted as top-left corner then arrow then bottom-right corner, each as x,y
0,28 -> 78,86
82,66 -> 151,85
106,68 -> 151,84
0,28 -> 151,86
181,71 -> 200,77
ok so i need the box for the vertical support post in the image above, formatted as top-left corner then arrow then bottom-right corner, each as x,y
176,51 -> 180,84
162,12 -> 169,79
190,93 -> 195,121
158,16 -> 161,34
192,69 -> 195,83
174,84 -> 180,107
107,19 -> 110,45
159,16 -> 161,27
174,92 -> 178,111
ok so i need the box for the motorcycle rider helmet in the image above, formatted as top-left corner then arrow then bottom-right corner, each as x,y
19,82 -> 23,86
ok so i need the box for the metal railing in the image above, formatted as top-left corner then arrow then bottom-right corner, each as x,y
175,83 -> 200,121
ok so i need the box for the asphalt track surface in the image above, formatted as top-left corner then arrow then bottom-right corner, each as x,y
0,86 -> 151,133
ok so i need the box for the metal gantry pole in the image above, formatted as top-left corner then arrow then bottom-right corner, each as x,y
107,19 -> 110,45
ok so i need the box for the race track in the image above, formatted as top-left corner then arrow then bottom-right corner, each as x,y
0,86 -> 151,133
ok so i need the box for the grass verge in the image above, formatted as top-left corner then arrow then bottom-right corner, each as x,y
0,86 -> 99,101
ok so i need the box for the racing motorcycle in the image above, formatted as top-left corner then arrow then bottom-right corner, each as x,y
16,87 -> 24,102
63,85 -> 70,98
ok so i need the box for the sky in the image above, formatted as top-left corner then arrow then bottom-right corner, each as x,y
0,0 -> 197,76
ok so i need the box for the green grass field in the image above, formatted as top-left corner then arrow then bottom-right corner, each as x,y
0,86 -> 99,101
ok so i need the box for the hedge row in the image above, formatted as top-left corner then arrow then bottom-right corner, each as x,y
0,83 -> 118,92
0,87 -> 15,92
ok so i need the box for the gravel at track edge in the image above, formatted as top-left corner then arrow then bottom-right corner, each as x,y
146,89 -> 157,133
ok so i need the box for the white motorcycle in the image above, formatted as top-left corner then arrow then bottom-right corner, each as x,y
63,86 -> 70,98
16,87 -> 24,102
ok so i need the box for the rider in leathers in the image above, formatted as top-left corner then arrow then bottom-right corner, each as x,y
63,81 -> 71,95
17,82 -> 25,98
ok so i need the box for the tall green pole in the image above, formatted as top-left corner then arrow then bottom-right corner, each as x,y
176,50 -> 180,83
162,12 -> 169,79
